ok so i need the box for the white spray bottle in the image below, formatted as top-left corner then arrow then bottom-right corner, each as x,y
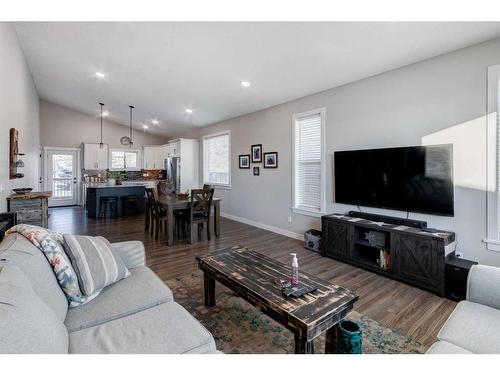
290,253 -> 299,286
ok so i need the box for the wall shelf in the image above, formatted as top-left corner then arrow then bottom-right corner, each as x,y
9,128 -> 24,179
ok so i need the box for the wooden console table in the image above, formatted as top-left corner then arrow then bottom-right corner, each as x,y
322,214 -> 456,296
197,246 -> 358,354
7,191 -> 51,228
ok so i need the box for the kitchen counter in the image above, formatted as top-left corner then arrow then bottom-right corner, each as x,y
85,182 -> 149,188
84,179 -> 164,188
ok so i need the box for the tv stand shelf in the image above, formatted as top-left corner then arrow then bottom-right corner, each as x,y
321,214 -> 455,296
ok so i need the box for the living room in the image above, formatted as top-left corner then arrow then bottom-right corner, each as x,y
2,0 -> 500,373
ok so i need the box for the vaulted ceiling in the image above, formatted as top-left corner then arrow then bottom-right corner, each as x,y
14,22 -> 500,137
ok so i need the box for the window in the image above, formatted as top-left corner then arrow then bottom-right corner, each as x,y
110,149 -> 140,170
203,131 -> 231,187
292,108 -> 325,216
486,64 -> 500,251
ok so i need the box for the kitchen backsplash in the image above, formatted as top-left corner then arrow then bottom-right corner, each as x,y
83,169 -> 165,181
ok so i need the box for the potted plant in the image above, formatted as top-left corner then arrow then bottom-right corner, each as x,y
107,171 -> 123,185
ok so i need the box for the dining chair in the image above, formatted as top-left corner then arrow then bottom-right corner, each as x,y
177,188 -> 214,244
145,187 -> 168,240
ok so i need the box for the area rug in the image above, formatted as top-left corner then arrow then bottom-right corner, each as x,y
166,272 -> 426,354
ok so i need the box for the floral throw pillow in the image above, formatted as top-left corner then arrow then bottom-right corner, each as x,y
6,224 -> 98,307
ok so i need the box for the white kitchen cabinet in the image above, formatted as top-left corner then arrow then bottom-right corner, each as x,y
154,145 -> 167,170
164,143 -> 172,158
143,145 -> 167,170
82,143 -> 109,170
169,140 -> 180,157
143,146 -> 155,170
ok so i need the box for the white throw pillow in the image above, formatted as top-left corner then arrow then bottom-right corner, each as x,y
63,235 -> 130,297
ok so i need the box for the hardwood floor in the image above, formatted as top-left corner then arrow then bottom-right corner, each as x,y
48,206 -> 456,349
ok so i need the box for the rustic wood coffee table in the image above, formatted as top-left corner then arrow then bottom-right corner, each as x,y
196,246 -> 359,354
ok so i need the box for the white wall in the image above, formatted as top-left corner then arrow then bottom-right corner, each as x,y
188,37 -> 500,266
0,23 -> 40,211
40,100 -> 168,148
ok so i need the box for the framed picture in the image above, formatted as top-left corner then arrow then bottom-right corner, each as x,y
239,154 -> 250,169
263,152 -> 278,168
253,166 -> 260,176
251,144 -> 262,163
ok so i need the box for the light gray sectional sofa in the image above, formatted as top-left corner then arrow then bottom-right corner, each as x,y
0,233 -> 218,354
427,264 -> 500,354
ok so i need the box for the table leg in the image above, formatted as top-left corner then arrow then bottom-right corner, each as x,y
167,204 -> 174,246
325,323 -> 339,354
294,334 -> 314,354
204,273 -> 216,307
214,201 -> 220,237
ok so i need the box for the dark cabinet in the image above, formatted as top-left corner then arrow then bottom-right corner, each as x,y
321,215 -> 452,297
392,234 -> 443,293
322,218 -> 350,258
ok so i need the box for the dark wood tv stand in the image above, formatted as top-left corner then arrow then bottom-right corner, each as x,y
321,214 -> 456,296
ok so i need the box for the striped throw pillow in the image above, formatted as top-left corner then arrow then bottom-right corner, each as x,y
63,235 -> 130,297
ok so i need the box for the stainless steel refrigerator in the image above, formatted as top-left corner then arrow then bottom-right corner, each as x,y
165,157 -> 180,192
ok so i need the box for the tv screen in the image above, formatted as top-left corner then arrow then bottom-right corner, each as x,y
334,144 -> 454,216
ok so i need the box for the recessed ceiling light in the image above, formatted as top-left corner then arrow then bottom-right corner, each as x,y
241,81 -> 251,87
95,72 -> 106,79
101,110 -> 110,117
151,119 -> 159,125
185,108 -> 193,114
142,124 -> 149,129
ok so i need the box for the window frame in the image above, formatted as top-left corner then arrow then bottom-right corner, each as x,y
291,108 -> 326,217
202,130 -> 231,189
485,64 -> 500,252
108,148 -> 141,171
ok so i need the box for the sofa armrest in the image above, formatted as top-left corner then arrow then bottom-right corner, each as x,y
111,241 -> 146,269
467,264 -> 500,310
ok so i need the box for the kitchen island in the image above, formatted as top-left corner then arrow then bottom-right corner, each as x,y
85,183 -> 146,218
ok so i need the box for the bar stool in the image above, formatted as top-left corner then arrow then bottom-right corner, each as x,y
99,196 -> 118,218
121,195 -> 138,216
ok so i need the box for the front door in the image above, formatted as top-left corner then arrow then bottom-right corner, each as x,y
45,150 -> 78,207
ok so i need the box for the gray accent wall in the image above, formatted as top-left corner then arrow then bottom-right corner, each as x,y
0,23 -> 40,211
192,37 -> 500,267
40,100 -> 168,148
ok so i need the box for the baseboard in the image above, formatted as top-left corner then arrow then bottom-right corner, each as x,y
220,212 -> 303,241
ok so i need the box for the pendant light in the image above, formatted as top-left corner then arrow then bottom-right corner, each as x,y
98,102 -> 105,148
120,105 -> 135,147
129,105 -> 134,148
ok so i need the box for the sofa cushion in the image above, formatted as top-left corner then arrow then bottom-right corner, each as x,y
65,266 -> 173,332
0,233 -> 68,321
426,341 -> 472,354
0,264 -> 68,353
69,302 -> 217,354
111,241 -> 146,269
63,234 -> 130,296
438,300 -> 500,353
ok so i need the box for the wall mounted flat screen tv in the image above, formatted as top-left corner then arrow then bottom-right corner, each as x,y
334,144 -> 454,216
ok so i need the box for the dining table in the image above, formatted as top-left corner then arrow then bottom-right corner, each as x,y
157,194 -> 221,246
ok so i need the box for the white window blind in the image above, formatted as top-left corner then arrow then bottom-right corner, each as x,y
203,132 -> 230,186
294,111 -> 323,212
110,150 -> 139,170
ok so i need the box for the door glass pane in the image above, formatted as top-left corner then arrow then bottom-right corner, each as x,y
52,154 -> 73,199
